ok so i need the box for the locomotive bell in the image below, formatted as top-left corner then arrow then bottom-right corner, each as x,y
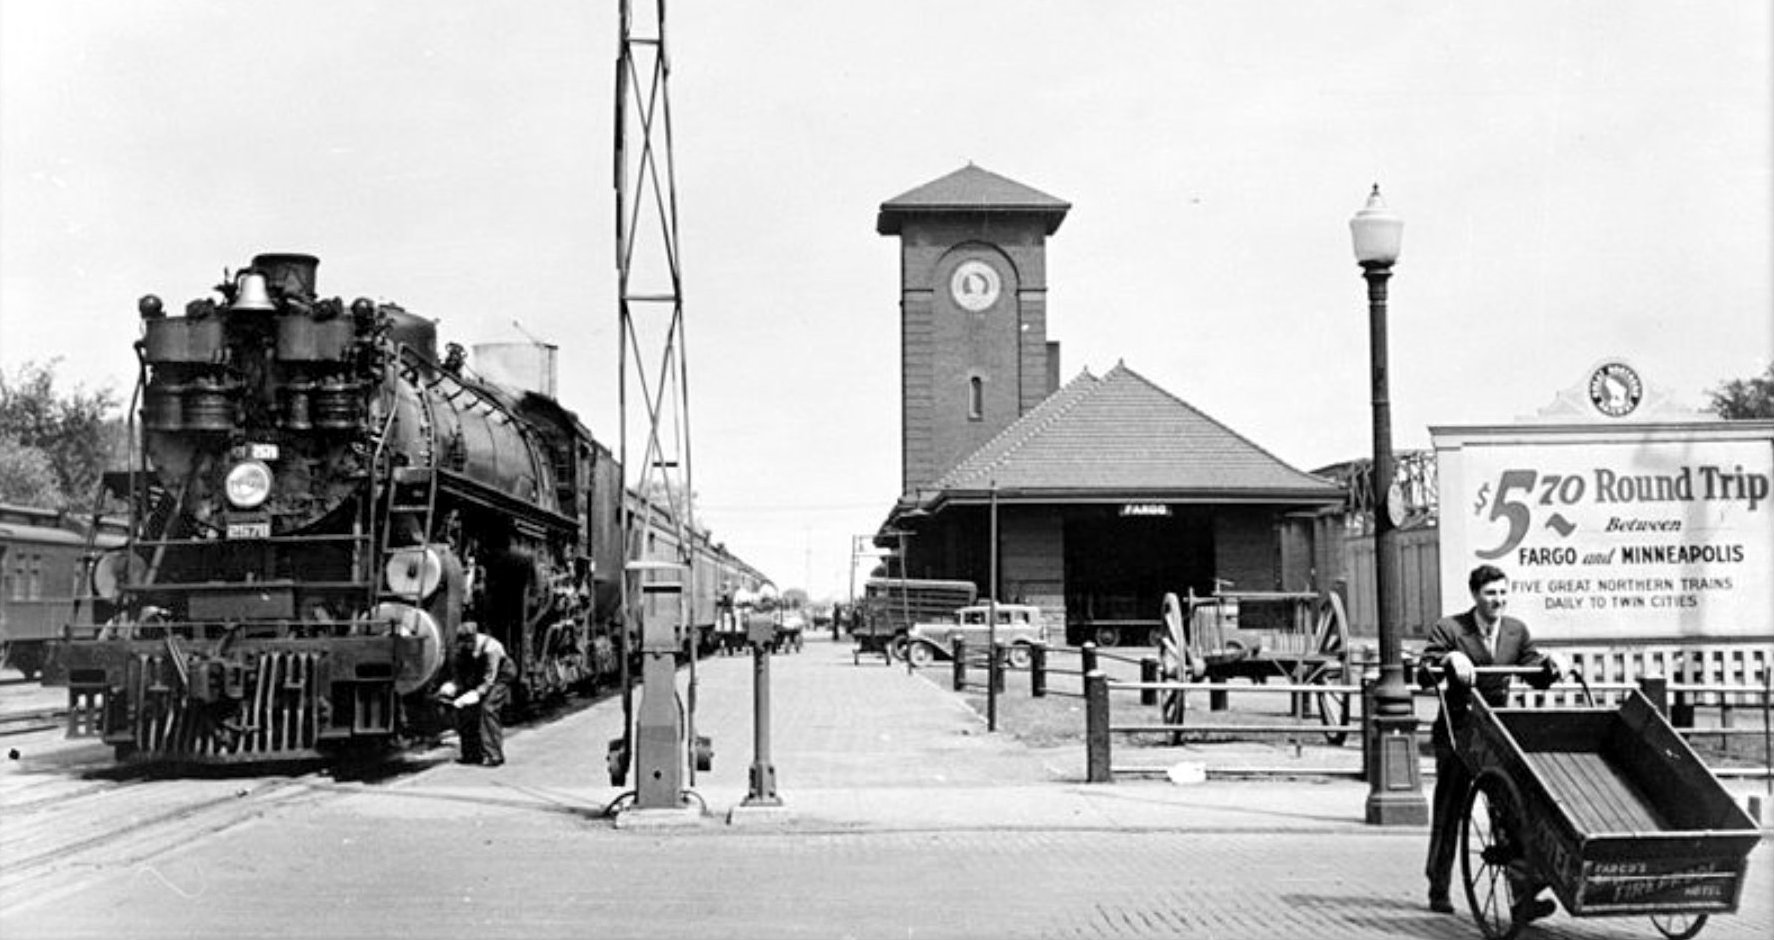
232,271 -> 275,311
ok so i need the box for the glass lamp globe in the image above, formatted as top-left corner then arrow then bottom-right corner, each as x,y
1350,184 -> 1404,265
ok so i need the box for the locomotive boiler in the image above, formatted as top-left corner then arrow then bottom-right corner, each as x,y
48,253 -> 627,761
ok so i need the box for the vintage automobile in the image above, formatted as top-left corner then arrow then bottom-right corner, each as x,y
775,609 -> 807,653
903,602 -> 1048,669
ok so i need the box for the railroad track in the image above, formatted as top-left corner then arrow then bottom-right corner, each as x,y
0,707 -> 68,737
0,770 -> 321,905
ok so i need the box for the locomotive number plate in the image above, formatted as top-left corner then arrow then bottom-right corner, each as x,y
226,521 -> 271,539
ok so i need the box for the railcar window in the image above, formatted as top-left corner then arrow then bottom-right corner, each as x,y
29,554 -> 42,600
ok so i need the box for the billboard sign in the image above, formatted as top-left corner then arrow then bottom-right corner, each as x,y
1434,422 -> 1773,643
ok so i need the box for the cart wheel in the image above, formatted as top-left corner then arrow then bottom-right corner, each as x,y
1300,661 -> 1351,746
1308,593 -> 1353,745
1158,594 -> 1199,745
1160,685 -> 1188,746
907,642 -> 935,668
1461,771 -> 1531,940
1649,913 -> 1708,939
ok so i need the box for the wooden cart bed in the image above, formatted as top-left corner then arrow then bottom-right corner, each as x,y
1476,692 -> 1760,917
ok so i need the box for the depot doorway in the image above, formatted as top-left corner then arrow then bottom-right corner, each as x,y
1062,505 -> 1213,646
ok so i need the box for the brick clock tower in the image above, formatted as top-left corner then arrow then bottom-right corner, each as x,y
877,165 -> 1071,495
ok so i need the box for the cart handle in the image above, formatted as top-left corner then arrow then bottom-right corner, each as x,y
1476,665 -> 1597,705
1433,664 -> 1596,706
1469,665 -> 1549,677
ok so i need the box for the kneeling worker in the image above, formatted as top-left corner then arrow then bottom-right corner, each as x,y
438,621 -> 516,766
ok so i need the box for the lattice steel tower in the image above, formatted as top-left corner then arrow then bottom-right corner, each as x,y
614,0 -> 699,812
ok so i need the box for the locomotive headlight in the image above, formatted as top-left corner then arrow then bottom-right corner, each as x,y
224,459 -> 274,509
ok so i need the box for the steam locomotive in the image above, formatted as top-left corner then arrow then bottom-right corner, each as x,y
45,252 -> 764,762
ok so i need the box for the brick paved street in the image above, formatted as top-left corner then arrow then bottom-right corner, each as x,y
3,635 -> 1768,940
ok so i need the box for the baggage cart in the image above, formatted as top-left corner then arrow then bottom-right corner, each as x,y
1446,666 -> 1761,940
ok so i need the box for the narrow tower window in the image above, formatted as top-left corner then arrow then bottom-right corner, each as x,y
968,376 -> 984,420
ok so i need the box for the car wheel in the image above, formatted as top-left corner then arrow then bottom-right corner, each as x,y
907,642 -> 936,668
888,635 -> 909,662
1007,645 -> 1032,669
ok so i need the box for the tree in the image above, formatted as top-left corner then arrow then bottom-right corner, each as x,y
1706,364 -> 1774,420
0,436 -> 65,506
0,360 -> 121,512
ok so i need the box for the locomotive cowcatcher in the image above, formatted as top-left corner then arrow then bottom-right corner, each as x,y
45,253 -> 629,762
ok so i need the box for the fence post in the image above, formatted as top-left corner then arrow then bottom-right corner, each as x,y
1361,668 -> 1377,785
1086,670 -> 1111,783
1081,641 -> 1098,697
1671,681 -> 1694,728
952,637 -> 967,691
1031,641 -> 1047,698
1140,657 -> 1158,707
1210,675 -> 1228,712
1639,674 -> 1669,717
991,641 -> 1007,692
987,642 -> 1001,731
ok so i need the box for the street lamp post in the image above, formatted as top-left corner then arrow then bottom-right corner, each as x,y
987,480 -> 999,731
1350,185 -> 1428,826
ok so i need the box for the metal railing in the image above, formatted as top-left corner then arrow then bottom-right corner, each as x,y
1083,668 -> 1773,785
907,639 -> 1772,788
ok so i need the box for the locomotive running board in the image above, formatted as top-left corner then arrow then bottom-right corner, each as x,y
423,467 -> 577,535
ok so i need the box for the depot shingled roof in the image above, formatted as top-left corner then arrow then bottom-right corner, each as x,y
924,362 -> 1344,505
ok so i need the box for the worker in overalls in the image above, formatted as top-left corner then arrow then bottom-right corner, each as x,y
438,621 -> 516,766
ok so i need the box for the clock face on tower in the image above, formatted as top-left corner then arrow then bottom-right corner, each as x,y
949,259 -> 1001,312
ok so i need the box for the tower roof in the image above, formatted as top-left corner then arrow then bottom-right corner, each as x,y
921,363 -> 1344,504
877,164 -> 1071,235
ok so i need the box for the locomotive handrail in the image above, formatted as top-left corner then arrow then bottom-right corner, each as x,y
119,578 -> 371,593
86,616 -> 402,639
124,533 -> 372,548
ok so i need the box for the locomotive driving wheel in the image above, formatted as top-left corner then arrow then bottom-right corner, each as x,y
1460,771 -> 1532,940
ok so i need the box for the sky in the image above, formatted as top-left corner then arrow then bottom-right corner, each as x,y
2,1 -> 1770,602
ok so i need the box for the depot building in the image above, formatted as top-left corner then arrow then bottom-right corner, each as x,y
873,165 -> 1345,645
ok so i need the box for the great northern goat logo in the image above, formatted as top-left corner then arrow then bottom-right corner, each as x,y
1588,362 -> 1643,418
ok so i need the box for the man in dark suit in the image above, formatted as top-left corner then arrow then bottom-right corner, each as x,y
1417,564 -> 1564,919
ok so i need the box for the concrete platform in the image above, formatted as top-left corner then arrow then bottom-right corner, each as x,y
2,635 -> 1768,940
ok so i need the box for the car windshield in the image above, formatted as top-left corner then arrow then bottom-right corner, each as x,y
955,606 -> 1037,626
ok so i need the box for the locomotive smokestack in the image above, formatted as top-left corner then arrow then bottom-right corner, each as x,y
252,253 -> 320,300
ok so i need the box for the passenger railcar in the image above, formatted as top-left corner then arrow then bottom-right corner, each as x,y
0,506 -> 123,679
44,252 -> 762,762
